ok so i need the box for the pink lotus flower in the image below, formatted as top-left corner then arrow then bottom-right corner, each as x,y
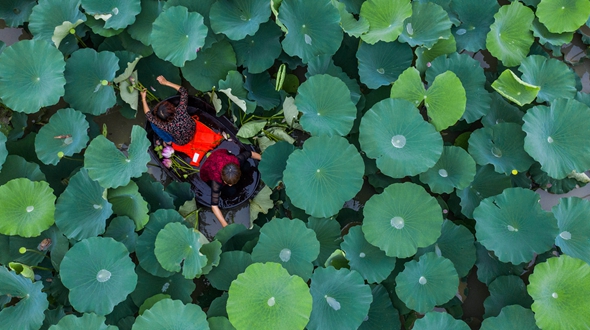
162,158 -> 172,168
162,146 -> 174,158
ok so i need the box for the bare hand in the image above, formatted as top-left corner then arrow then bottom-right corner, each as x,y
156,75 -> 168,86
140,89 -> 147,99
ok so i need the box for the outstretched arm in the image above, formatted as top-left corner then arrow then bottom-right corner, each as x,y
141,89 -> 150,114
211,205 -> 228,227
157,75 -> 182,92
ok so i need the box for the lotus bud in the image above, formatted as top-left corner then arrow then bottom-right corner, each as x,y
183,174 -> 188,178
57,151 -> 64,158
69,28 -> 76,34
101,80 -> 108,86
162,146 -> 174,158
19,247 -> 27,254
162,158 -> 172,168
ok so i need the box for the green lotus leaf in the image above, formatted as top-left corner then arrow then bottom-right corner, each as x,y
0,155 -> 46,184
55,168 -> 112,240
49,313 -> 117,330
183,38 -> 237,91
426,52 -> 490,123
61,237 -> 137,315
522,98 -> 590,179
83,14 -> 125,37
537,0 -> 590,33
531,17 -> 573,47
474,187 -> 558,264
217,70 -> 254,114
528,255 -> 590,329
363,182 -> 443,258
482,92 -> 524,127
468,123 -> 535,175
208,292 -> 229,318
28,0 -> 86,45
474,242 -> 526,285
356,40 -> 413,89
359,0 -> 412,44
154,222 -> 207,279
251,218 -> 319,281
134,173 -> 175,211
390,67 -> 466,131
206,251 -> 253,291
518,55 -> 577,103
135,54 -> 182,100
113,51 -> 142,84
243,70 -> 281,110
485,1 -> 534,67
64,48 -> 118,115
283,135 -> 364,218
414,35 -> 456,73
331,0 -> 369,38
0,133 -> 6,171
138,293 -> 169,316
230,21 -> 282,74
227,262 -> 312,330
491,69 -> 540,107
126,0 -> 164,46
359,98 -> 443,178
107,181 -> 149,231
99,30 -> 153,57
484,275 -> 533,318
249,185 -> 273,221
0,266 -> 48,330
0,39 -> 65,114
0,0 -> 36,27
358,285 -> 401,330
85,125 -> 150,189
308,267 -> 372,330
552,197 -> 590,264
395,252 -> 459,314
131,266 -> 195,306
165,181 -> 195,210
398,2 -> 452,48
457,165 -> 511,218
307,217 -> 341,266
419,146 -> 476,194
480,305 -> 540,330
306,55 -> 361,105
209,0 -> 269,40
132,299 -> 209,330
150,6 -> 207,67
208,317 -> 235,330
34,108 -> 89,165
259,141 -> 295,188
451,0 -> 499,52
530,162 -> 583,194
104,216 -> 138,253
341,226 -> 397,283
413,311 -> 470,330
278,0 -> 342,63
0,178 -> 56,237
295,74 -> 357,136
80,0 -> 140,29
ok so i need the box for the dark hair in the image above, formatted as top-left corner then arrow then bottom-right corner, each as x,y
221,163 -> 241,185
153,101 -> 175,121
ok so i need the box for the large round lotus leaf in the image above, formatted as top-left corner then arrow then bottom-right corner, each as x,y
34,108 -> 89,165
0,155 -> 46,185
104,216 -> 138,253
251,218 -> 320,281
552,197 -> 590,264
278,0 -> 342,63
132,299 -> 209,330
208,317 -> 234,330
519,55 -> 577,103
413,311 -> 470,330
359,0 -> 411,44
356,40 -> 413,89
362,182 -> 443,258
107,181 -> 149,231
532,17 -> 573,47
522,98 -> 590,179
150,6 -> 207,67
398,2 -> 452,48
484,275 -> 533,318
28,0 -> 86,45
131,266 -> 195,306
341,226 -> 396,283
295,74 -> 357,136
80,0 -> 140,29
468,123 -> 535,175
474,242 -> 526,286
135,54 -> 182,100
395,253 -> 459,314
480,305 -> 540,330
209,0 -> 269,40
426,52 -> 491,123
482,92 -> 524,128
474,188 -> 558,264
259,141 -> 295,188
0,178 -> 56,237
0,133 -> 6,171
283,135 -> 364,218
419,146 -> 476,194
231,21 -> 282,74
64,48 -> 118,115
0,266 -> 48,330
357,285 -> 400,330
537,0 -> 590,33
243,70 -> 282,110
457,165 -> 512,218
451,0 -> 499,52
359,98 -> 443,178
206,251 -> 253,291
485,1 -> 534,67
0,39 -> 65,114
154,222 -> 207,279
183,39 -> 236,91
0,0 -> 36,27
390,67 -> 466,131
306,55 -> 361,105
306,217 -> 341,266
528,255 -> 590,329
492,69 -> 540,106
55,168 -> 112,240
126,0 -> 164,45
85,125 -> 150,189
308,267 -> 372,330
227,262 -> 312,330
49,313 -> 117,330
61,237 -> 138,315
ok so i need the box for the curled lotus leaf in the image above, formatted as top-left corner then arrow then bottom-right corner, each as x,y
28,0 -> 86,45
518,55 -> 577,103
491,69 -> 540,107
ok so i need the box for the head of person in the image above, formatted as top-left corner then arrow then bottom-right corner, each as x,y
221,163 -> 241,186
153,101 -> 175,121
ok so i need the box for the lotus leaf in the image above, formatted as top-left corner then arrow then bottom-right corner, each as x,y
134,173 -> 175,211
259,141 -> 294,188
104,216 -> 137,253
306,217 -> 341,266
485,1 -> 534,67
126,0 -> 164,46
522,98 -> 590,179
0,266 -> 48,329
49,313 -> 117,330
0,155 -> 45,184
518,55 -> 577,103
484,275 -> 533,318
206,251 -> 252,291
227,262 -> 312,330
414,36 -> 456,73
80,0 -> 140,30
35,108 -> 89,165
474,242 -> 526,286
474,187 -> 558,264
536,0 -> 590,33
306,55 -> 361,104
412,311 -> 470,330
359,0 -> 412,44
308,267 -> 372,330
398,2 -> 452,48
457,165 -> 512,218
480,305 -> 540,330
341,226 -> 396,283
419,146 -> 476,194
209,0 -> 269,40
531,17 -> 573,47
84,15 -> 124,37
208,317 -> 235,330
357,285 -> 400,330
243,70 -> 281,110
183,39 -> 237,91
451,0 -> 499,52
283,135 -> 364,218
481,92 -> 524,127
0,0 -> 36,27
230,21 -> 282,74
131,266 -> 196,306
356,41 -> 413,89
28,0 -> 86,45
0,39 -> 65,113
395,252 -> 459,314
154,222 -> 208,279
0,133 -> 6,171
132,299 -> 209,330
552,197 -> 590,264
331,0 -> 369,38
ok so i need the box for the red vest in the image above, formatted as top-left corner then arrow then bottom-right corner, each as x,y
199,149 -> 239,183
